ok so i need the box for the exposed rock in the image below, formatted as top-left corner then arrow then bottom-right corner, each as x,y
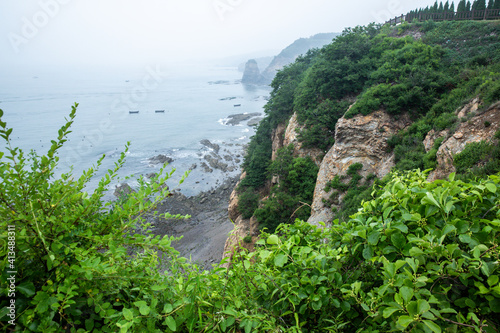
307,110 -> 411,227
204,153 -> 229,172
221,216 -> 259,268
457,97 -> 482,119
242,59 -> 264,84
228,173 -> 245,222
200,162 -> 213,173
247,117 -> 263,126
146,172 -> 157,179
423,129 -> 449,152
283,112 -> 324,165
271,122 -> 287,161
114,183 -> 135,198
200,139 -> 220,154
149,154 -> 174,165
225,113 -> 261,126
428,102 -> 500,181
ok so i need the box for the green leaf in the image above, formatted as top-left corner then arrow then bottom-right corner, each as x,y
397,315 -> 414,328
417,299 -> 430,315
422,192 -> 440,208
274,254 -> 288,267
485,183 -> 497,193
362,245 -> 374,260
267,235 -> 279,245
165,316 -> 177,331
368,230 -> 381,245
423,319 -> 442,333
487,275 -> 499,287
17,282 -> 36,297
489,298 -> 500,312
123,308 -> 133,321
391,232 -> 406,249
399,286 -> 414,304
163,304 -> 173,314
448,172 -> 456,181
409,247 -> 424,256
383,307 -> 401,318
151,284 -> 167,291
134,301 -> 150,316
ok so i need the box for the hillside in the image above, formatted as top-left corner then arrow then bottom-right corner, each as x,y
234,19 -> 500,232
2,19 -> 500,333
241,32 -> 340,85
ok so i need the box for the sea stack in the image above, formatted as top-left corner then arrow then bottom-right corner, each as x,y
241,59 -> 264,84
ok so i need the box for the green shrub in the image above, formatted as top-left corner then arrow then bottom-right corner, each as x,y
229,170 -> 500,331
238,187 -> 259,219
0,105 -> 203,332
243,235 -> 252,243
454,140 -> 500,178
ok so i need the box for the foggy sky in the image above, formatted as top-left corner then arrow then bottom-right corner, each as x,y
1,0 -> 435,70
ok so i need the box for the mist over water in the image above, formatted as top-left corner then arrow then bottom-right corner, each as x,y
0,64 -> 270,198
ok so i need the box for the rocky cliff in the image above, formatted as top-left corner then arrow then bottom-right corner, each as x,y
307,110 -> 411,226
283,112 -> 324,166
428,100 -> 500,181
223,98 -> 500,259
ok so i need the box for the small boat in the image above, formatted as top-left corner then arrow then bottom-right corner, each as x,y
129,111 -> 139,114
155,110 -> 165,113
234,104 -> 241,107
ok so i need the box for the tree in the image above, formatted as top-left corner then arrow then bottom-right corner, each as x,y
444,0 -> 450,11
494,0 -> 500,9
473,0 -> 487,9
432,0 -> 439,12
458,0 -> 467,11
488,0 -> 495,8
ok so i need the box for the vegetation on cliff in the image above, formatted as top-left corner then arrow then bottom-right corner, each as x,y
2,15 -> 500,333
240,19 -> 500,228
1,112 -> 499,332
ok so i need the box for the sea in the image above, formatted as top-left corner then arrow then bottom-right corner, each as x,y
0,63 -> 271,199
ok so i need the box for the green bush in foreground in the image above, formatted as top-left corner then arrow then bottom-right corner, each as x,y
2,107 -> 500,332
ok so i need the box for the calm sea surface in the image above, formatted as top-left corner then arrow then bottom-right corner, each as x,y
0,64 -> 270,198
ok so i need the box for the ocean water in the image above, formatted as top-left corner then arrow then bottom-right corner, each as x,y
0,64 -> 270,198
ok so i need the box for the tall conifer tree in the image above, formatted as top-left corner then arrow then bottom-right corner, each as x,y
458,0 -> 467,11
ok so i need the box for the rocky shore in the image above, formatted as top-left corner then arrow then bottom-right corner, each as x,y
149,176 -> 239,269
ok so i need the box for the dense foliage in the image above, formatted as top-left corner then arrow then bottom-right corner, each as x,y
406,0 -> 500,20
241,19 -> 500,225
253,145 -> 319,232
2,108 -> 500,332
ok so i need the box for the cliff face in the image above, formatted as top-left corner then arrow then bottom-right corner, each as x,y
307,110 -> 411,226
428,100 -> 500,181
283,112 -> 324,166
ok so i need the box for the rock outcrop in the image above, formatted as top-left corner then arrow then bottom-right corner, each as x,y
241,59 -> 264,84
307,110 -> 411,227
222,172 -> 259,268
283,112 -> 324,166
428,101 -> 500,181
